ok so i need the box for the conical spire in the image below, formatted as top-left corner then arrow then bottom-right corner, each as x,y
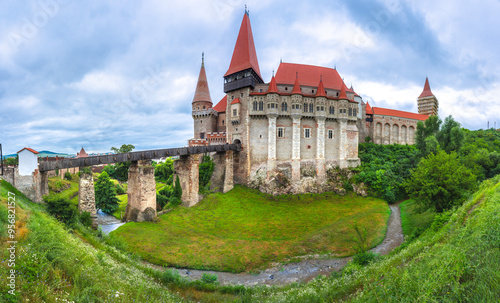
291,73 -> 302,95
224,12 -> 262,79
338,83 -> 348,100
418,77 -> 434,98
192,53 -> 212,104
315,76 -> 327,97
267,75 -> 279,94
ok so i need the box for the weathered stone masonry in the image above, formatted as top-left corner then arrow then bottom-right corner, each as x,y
124,160 -> 156,222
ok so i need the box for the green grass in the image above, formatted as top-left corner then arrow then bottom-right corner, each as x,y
245,176 -> 500,302
0,180 -> 184,303
113,185 -> 390,273
400,199 -> 436,238
48,176 -> 80,207
112,194 -> 128,220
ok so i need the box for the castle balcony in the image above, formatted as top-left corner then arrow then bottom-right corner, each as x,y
266,103 -> 279,116
230,115 -> 241,125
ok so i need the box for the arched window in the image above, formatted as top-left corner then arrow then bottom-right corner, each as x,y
259,101 -> 264,111
253,101 -> 258,111
281,102 -> 288,111
309,103 -> 314,112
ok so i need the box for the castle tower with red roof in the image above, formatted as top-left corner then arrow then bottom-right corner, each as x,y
191,53 -> 218,143
417,77 -> 439,116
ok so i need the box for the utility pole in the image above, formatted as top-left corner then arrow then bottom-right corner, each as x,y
0,144 -> 3,176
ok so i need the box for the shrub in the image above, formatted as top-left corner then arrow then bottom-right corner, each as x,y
161,269 -> 182,284
199,155 -> 215,192
48,178 -> 71,193
201,273 -> 218,284
78,211 -> 93,228
64,171 -> 72,181
43,195 -> 77,225
430,211 -> 452,231
352,251 -> 378,266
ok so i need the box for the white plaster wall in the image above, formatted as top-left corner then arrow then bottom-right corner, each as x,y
18,150 -> 38,176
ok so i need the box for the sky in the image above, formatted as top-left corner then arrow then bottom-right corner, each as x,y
1,0 -> 499,155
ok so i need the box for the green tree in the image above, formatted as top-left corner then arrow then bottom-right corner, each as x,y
170,175 -> 182,206
415,115 -> 442,156
154,158 -> 174,185
199,154 -> 215,192
4,157 -> 18,166
110,144 -> 135,181
436,115 -> 464,153
95,171 -> 119,215
405,150 -> 477,213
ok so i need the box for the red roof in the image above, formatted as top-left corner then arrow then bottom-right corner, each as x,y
17,147 -> 39,154
77,147 -> 89,158
365,102 -> 373,115
291,75 -> 301,94
230,97 -> 241,105
315,78 -> 327,97
213,95 -> 227,113
224,13 -> 261,78
275,62 -> 344,90
418,77 -> 434,98
267,76 -> 278,94
372,107 -> 429,121
338,83 -> 348,100
192,54 -> 212,104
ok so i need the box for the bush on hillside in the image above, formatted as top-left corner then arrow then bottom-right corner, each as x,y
64,171 -> 72,181
43,195 -> 77,225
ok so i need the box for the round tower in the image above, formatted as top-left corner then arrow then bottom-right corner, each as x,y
192,53 -> 217,140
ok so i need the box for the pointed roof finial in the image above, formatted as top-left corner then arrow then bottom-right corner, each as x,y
201,52 -> 205,68
334,64 -> 336,70
296,71 -> 298,79
245,4 -> 249,15
419,77 -> 434,98
272,69 -> 275,77
320,74 -> 323,82
280,57 -> 282,64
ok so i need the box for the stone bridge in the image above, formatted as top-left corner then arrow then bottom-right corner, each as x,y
7,144 -> 241,223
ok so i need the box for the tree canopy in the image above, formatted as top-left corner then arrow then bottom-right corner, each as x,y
95,171 -> 119,215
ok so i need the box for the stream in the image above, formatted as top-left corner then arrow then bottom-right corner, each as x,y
143,203 -> 404,286
95,210 -> 125,234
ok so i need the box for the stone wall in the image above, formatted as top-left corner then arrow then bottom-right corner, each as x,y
369,115 -> 419,145
174,155 -> 201,207
78,172 -> 97,216
124,161 -> 156,222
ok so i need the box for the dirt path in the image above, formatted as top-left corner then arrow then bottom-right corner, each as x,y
146,203 -> 404,286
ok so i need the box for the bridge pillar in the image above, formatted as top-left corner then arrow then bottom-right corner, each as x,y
210,152 -> 226,192
174,154 -> 200,207
124,160 -> 157,222
223,151 -> 234,193
78,172 -> 98,228
40,171 -> 49,198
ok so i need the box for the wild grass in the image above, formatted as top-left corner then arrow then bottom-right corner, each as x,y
399,199 -> 436,238
0,180 -> 184,303
112,185 -> 390,273
245,175 -> 500,302
48,176 -> 80,207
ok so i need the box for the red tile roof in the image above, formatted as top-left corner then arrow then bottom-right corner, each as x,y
17,147 -> 39,154
372,107 -> 429,121
213,95 -> 227,113
291,75 -> 302,94
192,54 -> 212,104
224,13 -> 261,79
77,147 -> 88,158
418,77 -> 434,98
338,83 -> 348,100
267,76 -> 278,93
275,62 -> 344,90
315,78 -> 327,97
230,97 -> 241,105
365,102 -> 373,115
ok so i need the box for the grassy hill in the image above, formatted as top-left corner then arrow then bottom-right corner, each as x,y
113,186 -> 390,272
245,175 -> 500,302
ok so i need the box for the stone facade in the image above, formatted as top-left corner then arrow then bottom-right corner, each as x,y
173,155 -> 201,207
124,161 -> 156,222
78,172 -> 97,216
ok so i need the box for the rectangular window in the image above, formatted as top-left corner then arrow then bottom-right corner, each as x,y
304,128 -> 311,138
348,108 -> 352,116
277,127 -> 284,138
200,132 -> 205,139
353,109 -> 357,116
328,130 -> 333,139
233,109 -> 237,116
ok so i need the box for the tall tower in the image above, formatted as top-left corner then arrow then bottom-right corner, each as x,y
192,53 -> 217,140
223,10 -> 263,94
417,77 -> 438,116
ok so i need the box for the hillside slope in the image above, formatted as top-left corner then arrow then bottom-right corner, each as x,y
249,176 -> 500,302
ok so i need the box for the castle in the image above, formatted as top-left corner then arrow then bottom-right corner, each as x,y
189,11 -> 438,190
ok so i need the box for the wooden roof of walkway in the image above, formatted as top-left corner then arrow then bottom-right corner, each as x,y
39,143 -> 241,172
